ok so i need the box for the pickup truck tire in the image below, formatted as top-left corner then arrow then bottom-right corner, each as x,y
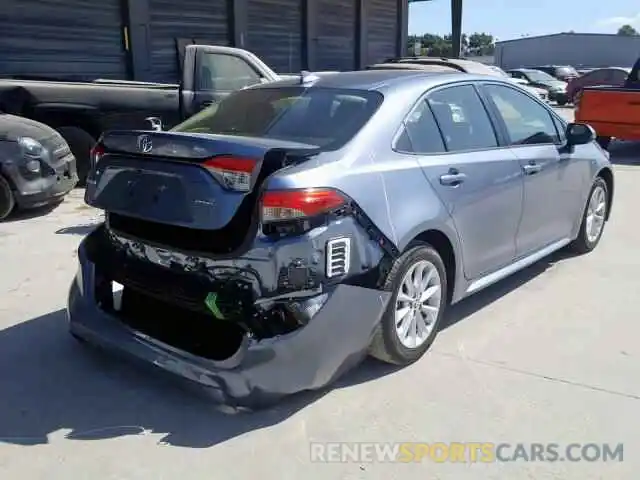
596,136 -> 611,150
369,242 -> 447,366
56,126 -> 96,186
568,177 -> 609,254
0,174 -> 16,221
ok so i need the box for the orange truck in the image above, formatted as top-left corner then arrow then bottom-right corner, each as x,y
574,56 -> 640,150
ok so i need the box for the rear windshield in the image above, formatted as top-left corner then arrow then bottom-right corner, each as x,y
173,86 -> 383,150
556,66 -> 578,77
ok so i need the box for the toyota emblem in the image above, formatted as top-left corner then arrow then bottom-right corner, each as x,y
137,134 -> 153,153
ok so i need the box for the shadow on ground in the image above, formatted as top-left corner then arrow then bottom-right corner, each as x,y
55,224 -> 101,236
0,248 -> 575,449
3,202 -> 62,223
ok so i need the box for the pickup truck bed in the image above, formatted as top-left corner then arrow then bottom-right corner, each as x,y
0,45 -> 281,183
574,56 -> 640,149
575,86 -> 640,142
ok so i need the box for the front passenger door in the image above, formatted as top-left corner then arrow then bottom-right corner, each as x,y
481,83 -> 584,257
405,84 -> 524,280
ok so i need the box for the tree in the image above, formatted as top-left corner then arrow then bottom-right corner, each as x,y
617,24 -> 639,36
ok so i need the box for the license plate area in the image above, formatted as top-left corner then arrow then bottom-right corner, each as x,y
104,170 -> 191,223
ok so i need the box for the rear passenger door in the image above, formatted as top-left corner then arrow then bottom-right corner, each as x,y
401,83 -> 524,280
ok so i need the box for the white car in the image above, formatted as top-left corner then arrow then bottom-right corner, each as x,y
487,65 -> 549,103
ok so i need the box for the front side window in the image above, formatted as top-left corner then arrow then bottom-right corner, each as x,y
198,53 -> 262,91
173,86 -> 383,150
484,84 -> 559,145
427,85 -> 498,152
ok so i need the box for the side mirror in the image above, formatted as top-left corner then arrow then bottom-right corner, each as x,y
565,122 -> 595,146
145,116 -> 163,131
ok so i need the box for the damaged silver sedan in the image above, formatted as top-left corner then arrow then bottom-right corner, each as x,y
68,70 -> 613,407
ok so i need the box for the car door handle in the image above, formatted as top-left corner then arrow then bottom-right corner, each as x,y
439,172 -> 467,186
523,163 -> 542,175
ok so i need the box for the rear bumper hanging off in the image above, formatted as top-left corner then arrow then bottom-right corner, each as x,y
67,228 -> 392,408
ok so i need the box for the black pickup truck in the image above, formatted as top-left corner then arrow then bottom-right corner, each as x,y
0,45 -> 283,183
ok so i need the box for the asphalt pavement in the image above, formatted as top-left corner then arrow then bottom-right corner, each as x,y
1,107 -> 639,479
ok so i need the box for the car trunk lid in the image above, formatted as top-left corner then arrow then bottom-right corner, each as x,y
85,130 -> 320,232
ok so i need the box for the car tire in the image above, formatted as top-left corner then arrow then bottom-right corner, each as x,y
568,177 -> 609,254
596,136 -> 611,150
56,126 -> 96,187
0,174 -> 16,221
369,242 -> 448,366
557,98 -> 567,106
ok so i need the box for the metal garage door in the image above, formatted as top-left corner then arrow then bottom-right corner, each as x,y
149,0 -> 229,83
246,0 -> 303,74
316,0 -> 357,71
366,0 -> 398,65
0,0 -> 127,80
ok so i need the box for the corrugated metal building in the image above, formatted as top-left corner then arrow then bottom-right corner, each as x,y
495,33 -> 640,70
1,0 -> 409,83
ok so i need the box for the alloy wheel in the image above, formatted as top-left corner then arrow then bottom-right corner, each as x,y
585,185 -> 607,243
394,260 -> 442,349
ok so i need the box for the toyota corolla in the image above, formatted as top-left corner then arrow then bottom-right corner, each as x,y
68,70 -> 613,407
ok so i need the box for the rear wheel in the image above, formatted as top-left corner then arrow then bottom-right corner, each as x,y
369,243 -> 447,366
569,177 -> 608,254
0,174 -> 15,221
56,126 -> 96,187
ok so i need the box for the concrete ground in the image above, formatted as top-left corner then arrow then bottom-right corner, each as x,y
1,108 -> 638,479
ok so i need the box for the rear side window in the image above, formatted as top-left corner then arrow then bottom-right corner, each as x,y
173,86 -> 383,150
427,85 -> 498,152
396,100 -> 446,154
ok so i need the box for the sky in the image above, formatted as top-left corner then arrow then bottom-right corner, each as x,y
408,0 -> 640,41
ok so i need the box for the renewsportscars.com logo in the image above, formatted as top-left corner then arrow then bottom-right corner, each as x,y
310,442 -> 624,463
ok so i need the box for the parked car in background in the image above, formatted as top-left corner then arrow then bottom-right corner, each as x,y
507,68 -> 569,105
0,45 -> 284,184
576,68 -> 594,76
69,70 -> 613,407
374,58 -> 549,102
0,113 -> 77,220
486,65 -> 549,102
530,65 -> 579,82
567,67 -> 631,105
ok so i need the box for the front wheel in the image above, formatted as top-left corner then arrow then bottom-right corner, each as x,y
369,243 -> 448,366
0,174 -> 15,221
568,177 -> 609,254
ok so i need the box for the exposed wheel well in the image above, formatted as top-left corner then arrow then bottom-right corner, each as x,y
597,168 -> 614,220
412,229 -> 456,303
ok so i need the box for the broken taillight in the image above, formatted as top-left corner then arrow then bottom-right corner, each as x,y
202,155 -> 257,192
261,188 -> 347,223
